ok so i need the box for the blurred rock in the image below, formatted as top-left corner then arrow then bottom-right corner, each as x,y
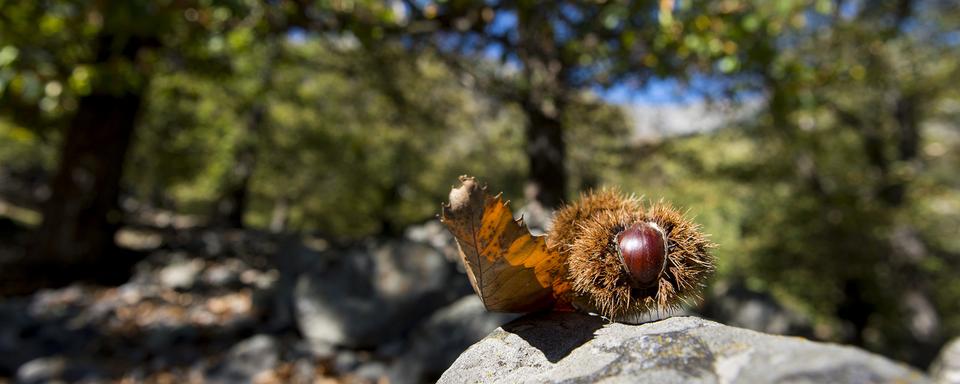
254,234 -> 324,333
202,258 -> 247,288
403,220 -> 455,257
700,281 -> 814,338
388,295 -> 519,384
516,201 -> 553,236
932,338 -> 960,384
16,356 -> 66,384
16,356 -> 104,384
0,300 -> 42,375
158,253 -> 203,290
353,361 -> 389,382
205,334 -> 279,384
293,235 -> 471,348
439,313 -> 929,383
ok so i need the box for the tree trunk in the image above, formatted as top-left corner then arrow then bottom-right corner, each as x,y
269,197 -> 289,233
215,103 -> 264,228
522,102 -> 567,209
516,5 -> 568,209
26,34 -> 148,285
886,93 -> 942,366
30,90 -> 141,265
214,43 -> 278,228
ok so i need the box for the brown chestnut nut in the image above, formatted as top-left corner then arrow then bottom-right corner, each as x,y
616,222 -> 667,289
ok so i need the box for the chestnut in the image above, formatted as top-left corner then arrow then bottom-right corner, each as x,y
616,222 -> 667,289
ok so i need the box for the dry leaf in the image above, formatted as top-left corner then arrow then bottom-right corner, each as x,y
440,176 -> 569,312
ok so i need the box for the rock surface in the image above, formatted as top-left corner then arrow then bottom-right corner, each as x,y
204,334 -> 279,384
387,295 -> 519,384
931,338 -> 960,384
294,233 -> 472,348
439,313 -> 929,383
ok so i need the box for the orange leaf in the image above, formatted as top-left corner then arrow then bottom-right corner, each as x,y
441,176 -> 569,313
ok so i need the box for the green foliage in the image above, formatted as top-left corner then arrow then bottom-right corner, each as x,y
564,98 -> 633,192
128,71 -> 243,209
0,117 -> 57,172
0,0 -> 256,129
247,43 -> 528,236
123,36 -> 532,237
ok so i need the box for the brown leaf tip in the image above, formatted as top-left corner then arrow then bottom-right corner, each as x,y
447,175 -> 480,213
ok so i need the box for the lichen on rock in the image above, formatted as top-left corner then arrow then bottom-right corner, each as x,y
438,313 -> 930,383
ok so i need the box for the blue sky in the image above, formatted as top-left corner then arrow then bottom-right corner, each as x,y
600,79 -> 704,106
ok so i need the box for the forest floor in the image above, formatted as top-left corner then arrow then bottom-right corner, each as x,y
0,209 -> 393,384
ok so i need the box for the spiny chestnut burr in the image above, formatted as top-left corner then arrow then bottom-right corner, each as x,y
616,222 -> 667,289
549,189 -> 715,322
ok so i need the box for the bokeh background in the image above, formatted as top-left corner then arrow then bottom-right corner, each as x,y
1,0 -> 958,383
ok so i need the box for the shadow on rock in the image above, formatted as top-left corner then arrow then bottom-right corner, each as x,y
501,311 -> 604,363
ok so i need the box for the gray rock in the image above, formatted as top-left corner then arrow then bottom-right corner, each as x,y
404,220 -> 456,258
354,361 -> 390,382
700,281 -> 813,337
15,355 -> 105,383
438,313 -> 929,383
516,201 -> 554,236
205,334 -> 279,384
258,234 -> 327,333
388,295 -> 520,384
158,253 -> 203,290
0,300 -> 42,374
932,338 -> 960,384
294,238 -> 470,348
333,349 -> 364,373
202,258 -> 256,288
16,356 -> 66,384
